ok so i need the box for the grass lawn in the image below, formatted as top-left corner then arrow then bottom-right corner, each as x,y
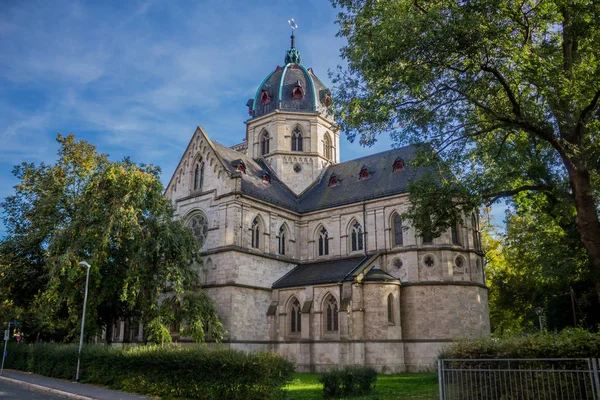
284,372 -> 439,400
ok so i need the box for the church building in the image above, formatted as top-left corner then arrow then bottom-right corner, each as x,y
163,34 -> 490,372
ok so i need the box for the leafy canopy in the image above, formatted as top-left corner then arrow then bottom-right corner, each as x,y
0,134 -> 224,343
331,0 -> 600,297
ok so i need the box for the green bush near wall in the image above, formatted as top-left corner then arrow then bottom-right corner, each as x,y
439,328 -> 600,359
4,343 -> 295,400
319,365 -> 378,398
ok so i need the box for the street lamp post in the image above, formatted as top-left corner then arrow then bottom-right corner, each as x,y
534,307 -> 544,333
76,261 -> 91,383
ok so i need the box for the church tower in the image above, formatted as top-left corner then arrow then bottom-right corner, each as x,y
244,30 -> 339,195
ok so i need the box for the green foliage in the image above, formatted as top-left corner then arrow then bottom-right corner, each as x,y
5,343 -> 295,400
482,199 -> 600,334
440,328 -> 600,359
330,0 -> 600,298
0,133 -> 223,343
319,365 -> 377,398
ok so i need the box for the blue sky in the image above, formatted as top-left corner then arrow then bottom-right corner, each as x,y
0,0 -> 505,237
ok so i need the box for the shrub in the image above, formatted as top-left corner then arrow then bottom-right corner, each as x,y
319,365 -> 377,398
4,343 -> 295,400
439,328 -> 600,359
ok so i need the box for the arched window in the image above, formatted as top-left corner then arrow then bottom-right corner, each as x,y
325,295 -> 339,332
451,223 -> 461,246
471,214 -> 480,251
324,133 -> 332,160
359,166 -> 370,180
328,174 -> 339,187
291,126 -> 303,152
351,222 -> 364,252
193,160 -> 205,191
422,215 -> 433,245
279,225 -> 286,255
236,161 -> 246,174
290,297 -> 301,333
387,293 -> 395,324
251,217 -> 261,249
318,227 -> 329,256
260,131 -> 270,155
393,157 -> 405,172
392,213 -> 403,246
263,173 -> 271,185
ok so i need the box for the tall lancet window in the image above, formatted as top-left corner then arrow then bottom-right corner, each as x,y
325,295 -> 339,332
193,161 -> 205,191
290,298 -> 301,333
392,213 -> 403,246
279,225 -> 286,255
251,217 -> 260,249
260,131 -> 270,155
291,126 -> 303,152
351,222 -> 364,252
324,133 -> 332,160
318,227 -> 329,256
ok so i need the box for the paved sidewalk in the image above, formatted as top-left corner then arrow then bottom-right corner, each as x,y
0,369 -> 154,400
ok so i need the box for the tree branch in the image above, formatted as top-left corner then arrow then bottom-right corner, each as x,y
483,184 -> 553,206
577,88 -> 600,135
480,65 -> 522,118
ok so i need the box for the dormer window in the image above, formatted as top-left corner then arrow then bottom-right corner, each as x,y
292,80 -> 304,100
236,162 -> 246,174
359,166 -> 370,180
328,174 -> 339,187
263,173 -> 271,185
393,158 -> 405,172
260,90 -> 272,105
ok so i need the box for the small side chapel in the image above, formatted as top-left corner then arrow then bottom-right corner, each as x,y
163,33 -> 490,372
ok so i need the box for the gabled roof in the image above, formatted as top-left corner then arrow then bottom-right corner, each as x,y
213,143 -> 436,213
211,142 -> 299,209
272,254 -> 379,289
297,145 -> 430,212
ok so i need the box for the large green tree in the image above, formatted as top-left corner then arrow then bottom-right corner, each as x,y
0,134 -> 224,343
331,0 -> 600,298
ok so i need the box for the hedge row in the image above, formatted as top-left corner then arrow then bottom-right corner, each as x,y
4,343 -> 295,400
440,328 -> 600,359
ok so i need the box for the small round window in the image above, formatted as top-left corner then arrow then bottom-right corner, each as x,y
187,212 -> 209,248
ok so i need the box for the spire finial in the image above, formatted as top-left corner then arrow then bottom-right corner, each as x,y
285,18 -> 301,64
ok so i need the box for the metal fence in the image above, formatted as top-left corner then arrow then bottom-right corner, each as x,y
438,358 -> 600,400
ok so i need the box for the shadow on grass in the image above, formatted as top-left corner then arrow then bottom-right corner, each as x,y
285,372 -> 439,400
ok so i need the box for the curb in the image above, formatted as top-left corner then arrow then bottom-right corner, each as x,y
0,375 -> 95,400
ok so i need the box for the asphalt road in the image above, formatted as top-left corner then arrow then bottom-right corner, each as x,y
0,380 -> 66,399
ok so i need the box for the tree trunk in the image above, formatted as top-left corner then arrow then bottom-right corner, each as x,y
566,159 -> 600,302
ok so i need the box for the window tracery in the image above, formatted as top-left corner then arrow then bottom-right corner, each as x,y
351,222 -> 364,252
291,126 -> 303,152
290,297 -> 301,333
325,295 -> 339,332
187,212 -> 209,249
318,227 -> 329,256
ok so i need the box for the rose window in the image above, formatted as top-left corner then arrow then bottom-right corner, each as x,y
188,213 -> 209,248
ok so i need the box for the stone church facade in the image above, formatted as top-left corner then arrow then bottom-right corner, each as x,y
162,39 -> 490,372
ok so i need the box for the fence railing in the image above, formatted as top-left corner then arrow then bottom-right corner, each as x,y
438,358 -> 600,400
